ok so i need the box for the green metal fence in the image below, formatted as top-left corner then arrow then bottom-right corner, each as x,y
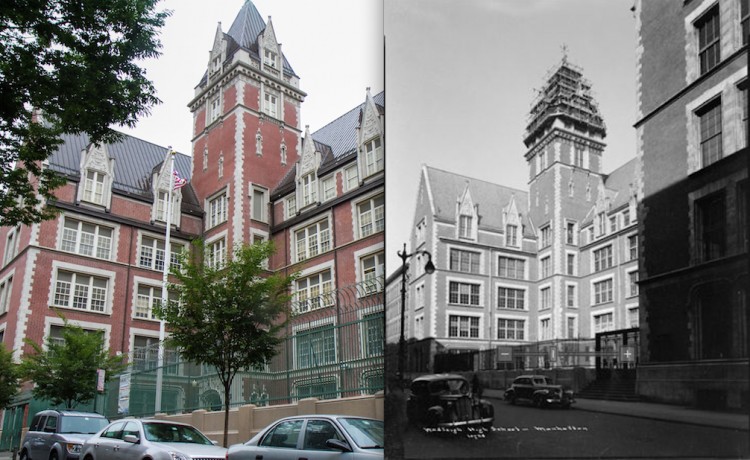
99,279 -> 384,419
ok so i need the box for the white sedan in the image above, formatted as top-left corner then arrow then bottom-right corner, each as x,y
227,415 -> 384,460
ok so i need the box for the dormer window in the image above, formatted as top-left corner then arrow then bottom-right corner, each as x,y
459,215 -> 473,239
506,224 -> 518,247
211,55 -> 221,74
155,191 -> 169,222
364,137 -> 383,176
300,174 -> 317,207
264,48 -> 278,68
83,170 -> 105,205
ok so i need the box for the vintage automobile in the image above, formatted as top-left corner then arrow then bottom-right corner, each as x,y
504,374 -> 575,409
406,374 -> 494,429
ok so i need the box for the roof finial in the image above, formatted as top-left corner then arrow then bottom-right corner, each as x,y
561,43 -> 569,63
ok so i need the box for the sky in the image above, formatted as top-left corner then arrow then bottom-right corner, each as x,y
118,0 -> 384,157
384,0 -> 639,271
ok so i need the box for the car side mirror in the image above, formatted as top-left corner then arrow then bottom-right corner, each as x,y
123,434 -> 140,444
325,439 -> 352,452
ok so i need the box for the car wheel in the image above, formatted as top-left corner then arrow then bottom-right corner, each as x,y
18,450 -> 27,460
533,395 -> 542,408
509,394 -> 516,405
427,411 -> 440,429
50,451 -> 59,460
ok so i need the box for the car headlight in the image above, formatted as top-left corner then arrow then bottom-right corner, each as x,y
169,452 -> 189,460
65,443 -> 82,454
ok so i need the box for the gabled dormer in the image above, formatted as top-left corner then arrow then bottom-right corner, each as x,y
356,88 -> 384,181
259,17 -> 282,75
503,195 -> 522,248
208,23 -> 227,79
151,152 -> 183,228
77,143 -> 114,211
297,126 -> 321,210
456,184 -> 478,241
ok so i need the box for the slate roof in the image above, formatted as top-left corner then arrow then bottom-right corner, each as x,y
271,91 -> 385,197
580,158 -> 637,226
47,131 -> 202,215
423,165 -> 534,237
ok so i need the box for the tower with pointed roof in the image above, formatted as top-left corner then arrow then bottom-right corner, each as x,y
188,1 -> 306,252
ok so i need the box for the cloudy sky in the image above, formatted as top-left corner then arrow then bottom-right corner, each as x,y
385,0 -> 639,271
119,0 -> 384,157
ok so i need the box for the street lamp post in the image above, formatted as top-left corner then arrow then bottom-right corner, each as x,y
398,243 -> 435,386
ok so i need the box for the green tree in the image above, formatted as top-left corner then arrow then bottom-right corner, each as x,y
19,318 -> 126,409
0,343 -> 18,409
157,240 -> 294,447
0,0 -> 170,226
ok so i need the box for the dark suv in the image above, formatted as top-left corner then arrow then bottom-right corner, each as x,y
20,410 -> 109,460
504,375 -> 574,409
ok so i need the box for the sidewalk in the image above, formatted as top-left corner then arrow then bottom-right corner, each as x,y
484,388 -> 749,431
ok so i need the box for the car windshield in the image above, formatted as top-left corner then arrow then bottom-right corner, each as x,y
429,379 -> 468,395
59,416 -> 109,434
338,418 -> 384,449
533,377 -> 550,385
143,422 -> 213,445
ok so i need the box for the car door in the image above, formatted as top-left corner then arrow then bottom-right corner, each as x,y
26,415 -> 46,460
89,421 -> 125,460
299,419 -> 350,460
113,421 -> 144,460
34,414 -> 58,459
516,378 -> 533,400
248,419 -> 304,460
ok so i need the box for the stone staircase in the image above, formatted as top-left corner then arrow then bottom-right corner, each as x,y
576,378 -> 640,402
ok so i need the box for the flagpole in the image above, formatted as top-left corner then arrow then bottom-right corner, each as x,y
155,148 -> 175,414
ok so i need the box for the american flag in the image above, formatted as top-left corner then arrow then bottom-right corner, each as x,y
173,170 -> 188,190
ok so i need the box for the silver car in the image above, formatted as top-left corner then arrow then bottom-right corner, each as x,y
80,419 -> 226,460
20,410 -> 109,460
227,415 -> 383,460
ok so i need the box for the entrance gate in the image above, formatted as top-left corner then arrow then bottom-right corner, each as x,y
595,327 -> 639,380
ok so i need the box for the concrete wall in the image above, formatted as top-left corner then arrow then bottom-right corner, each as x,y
154,392 -> 384,446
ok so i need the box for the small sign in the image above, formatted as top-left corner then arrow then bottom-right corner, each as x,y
96,369 -> 106,393
497,346 -> 513,362
118,373 -> 131,415
548,346 -> 558,362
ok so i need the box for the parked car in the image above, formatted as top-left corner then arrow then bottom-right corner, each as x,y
19,409 -> 109,460
226,414 -> 383,459
79,419 -> 226,460
504,374 -> 575,408
406,374 -> 494,429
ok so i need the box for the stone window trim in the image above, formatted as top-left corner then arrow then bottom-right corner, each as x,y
539,284 -> 552,311
344,163 -> 359,192
285,194 -> 297,220
321,175 -> 336,202
251,184 -> 269,223
0,270 -> 14,315
627,268 -> 640,298
58,215 -> 117,261
591,242 -> 615,272
495,282 -> 527,311
538,314 -> 552,341
206,188 -> 229,230
591,274 -> 615,306
565,220 -> 579,246
354,192 -> 384,239
291,213 -> 333,263
446,311 -> 482,339
48,261 -> 115,316
447,245 -> 483,275
684,0 -> 745,84
353,243 -> 385,296
565,313 -> 579,339
132,276 -> 179,321
43,316 -> 112,352
496,316 -> 526,341
497,254 -> 527,280
565,281 -> 578,309
446,276 -> 483,307
591,307 -> 616,336
205,230 -> 228,269
566,250 -> 578,276
137,232 -> 186,272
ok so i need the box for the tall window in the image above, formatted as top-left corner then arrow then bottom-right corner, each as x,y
54,271 -> 108,312
594,312 -> 614,333
459,215 -> 473,239
628,235 -> 639,261
540,225 -> 551,248
609,215 -> 618,233
322,176 -> 335,201
361,253 -> 384,295
155,191 -> 169,222
296,325 -> 335,368
295,271 -> 334,313
286,195 -> 297,219
134,284 -> 178,320
497,318 -> 524,340
448,315 -> 480,338
364,137 -> 383,176
207,238 -> 226,269
593,245 -> 613,271
358,195 -> 384,237
263,91 -> 279,118
296,220 -> 331,261
449,281 -> 480,306
450,249 -> 480,274
83,170 -> 105,205
574,146 -> 584,167
567,284 -> 577,308
0,276 -> 12,314
540,287 -> 551,310
209,96 -> 221,123
597,212 -> 606,236
698,98 -> 723,167
506,224 -> 518,247
539,318 -> 551,340
567,316 -> 577,339
300,174 -> 317,207
628,308 -> 640,328
3,227 -> 18,265
628,271 -> 639,297
209,193 -> 228,228
263,48 -> 277,68
696,5 -> 721,75
593,279 -> 614,304
344,164 -> 358,191
566,221 -> 577,245
540,256 -> 551,278
61,218 -> 113,260
497,287 -> 525,310
623,209 -> 631,227
566,253 -> 576,275
252,187 -> 267,222
743,0 -> 749,46
363,312 -> 384,357
498,256 -> 525,279
696,192 -> 726,261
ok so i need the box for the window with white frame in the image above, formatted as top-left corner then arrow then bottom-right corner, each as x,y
251,187 -> 268,222
49,324 -> 104,348
295,220 -> 331,262
295,270 -> 334,313
139,236 -> 183,272
628,270 -> 639,298
593,312 -> 614,333
593,278 -> 614,304
0,276 -> 12,315
358,195 -> 384,237
696,5 -> 721,76
61,218 -> 113,260
263,48 -> 278,68
539,318 -> 551,340
300,174 -> 317,207
609,215 -> 618,233
540,225 -> 551,248
574,146 -> 584,168
134,284 -> 178,320
567,284 -> 577,308
263,90 -> 279,118
207,237 -> 226,269
361,252 -> 384,295
597,212 -> 606,236
363,312 -> 383,357
344,164 -> 359,191
459,215 -> 473,239
449,281 -> 480,306
83,170 -> 106,205
53,271 -> 108,313
566,221 -> 577,245
322,176 -> 335,201
567,316 -> 578,339
697,98 -> 723,167
540,256 -> 551,278
628,307 -> 639,328
449,248 -> 480,274
540,286 -> 551,310
593,245 -> 613,271
208,192 -> 228,228
209,95 -> 221,124
132,335 -> 179,374
286,195 -> 297,219
628,234 -> 638,261
566,253 -> 576,275
498,256 -> 525,279
4,226 -> 18,265
506,224 -> 518,247
448,315 -> 480,338
296,324 -> 335,368
623,209 -> 631,227
363,137 -> 383,176
497,287 -> 525,310
497,318 -> 524,340
155,191 -> 171,223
